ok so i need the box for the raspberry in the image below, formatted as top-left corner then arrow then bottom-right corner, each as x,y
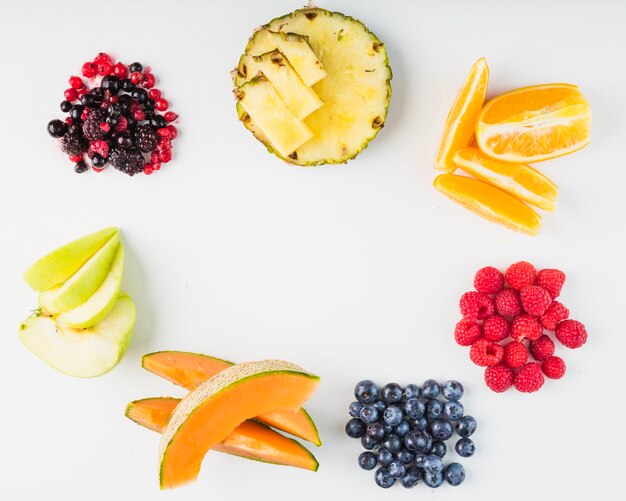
482,315 -> 510,342
555,319 -> 587,349
536,269 -> 566,299
484,364 -> 514,393
459,292 -> 494,322
542,356 -> 566,379
503,341 -> 529,369
495,288 -> 522,318
511,314 -> 542,342
505,261 -> 537,290
470,339 -> 504,367
540,301 -> 570,330
529,335 -> 555,361
520,285 -> 552,316
454,321 -> 482,346
514,363 -> 544,393
473,266 -> 504,294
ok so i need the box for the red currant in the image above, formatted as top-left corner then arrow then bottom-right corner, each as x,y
129,71 -> 142,84
99,122 -> 111,133
152,160 -> 161,171
115,116 -> 128,132
157,127 -> 170,138
164,111 -> 178,122
159,149 -> 172,163
141,73 -> 155,88
148,89 -> 161,100
94,52 -> 112,64
113,62 -> 128,78
69,154 -> 82,162
69,76 -> 84,89
166,125 -> 178,139
81,62 -> 97,78
64,88 -> 78,101
150,151 -> 160,164
77,87 -> 88,97
143,164 -> 154,175
97,60 -> 114,76
65,117 -> 73,125
132,109 -> 145,121
155,98 -> 169,111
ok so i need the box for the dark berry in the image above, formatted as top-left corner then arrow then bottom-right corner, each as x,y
120,79 -> 135,92
372,400 -> 385,412
60,100 -> 72,112
360,405 -> 378,424
445,463 -> 465,486
354,380 -> 378,404
60,133 -> 86,156
401,466 -> 422,488
366,422 -> 385,441
374,467 -> 395,489
150,115 -> 167,129
455,415 -> 477,438
423,470 -> 444,488
455,437 -> 476,457
109,147 -> 144,176
101,75 -> 120,94
430,441 -> 447,458
442,380 -> 464,401
116,132 -> 133,149
394,420 -> 410,437
395,448 -> 414,464
383,406 -> 403,426
381,434 -> 401,453
131,87 -> 148,103
91,153 -> 107,168
426,399 -> 443,420
404,430 -> 432,453
361,434 -> 380,450
443,401 -> 464,421
134,124 -> 158,152
129,62 -> 143,73
70,105 -> 85,123
344,418 -> 365,438
413,416 -> 428,431
422,379 -> 440,399
423,454 -> 444,474
90,87 -> 105,99
404,398 -> 425,419
429,419 -> 454,441
80,93 -> 99,107
403,384 -> 420,400
414,453 -> 426,469
143,98 -> 155,110
381,383 -> 403,404
47,119 -> 67,138
348,401 -> 363,418
82,109 -> 108,141
74,160 -> 88,173
388,460 -> 406,479
358,451 -> 377,471
377,448 -> 392,466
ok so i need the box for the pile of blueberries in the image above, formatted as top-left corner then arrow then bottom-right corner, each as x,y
346,379 -> 477,488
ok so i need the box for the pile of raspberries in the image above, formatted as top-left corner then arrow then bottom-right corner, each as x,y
454,261 -> 588,393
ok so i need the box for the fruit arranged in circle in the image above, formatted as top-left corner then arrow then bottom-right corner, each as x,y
234,7 -> 392,165
142,350 -> 321,445
19,228 -> 135,377
126,398 -> 318,471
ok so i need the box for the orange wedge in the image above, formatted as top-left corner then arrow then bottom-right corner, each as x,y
434,58 -> 489,172
434,174 -> 541,235
476,83 -> 590,163
453,147 -> 558,211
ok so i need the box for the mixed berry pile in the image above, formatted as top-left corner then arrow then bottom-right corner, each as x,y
455,262 -> 588,393
46,52 -> 178,176
346,379 -> 476,489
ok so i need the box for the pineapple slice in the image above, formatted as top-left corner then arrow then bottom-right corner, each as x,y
236,49 -> 323,120
235,75 -> 313,158
246,29 -> 327,86
235,7 -> 392,166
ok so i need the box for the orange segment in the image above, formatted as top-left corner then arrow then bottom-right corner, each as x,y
434,58 -> 489,172
476,83 -> 591,162
434,174 -> 541,235
453,147 -> 558,211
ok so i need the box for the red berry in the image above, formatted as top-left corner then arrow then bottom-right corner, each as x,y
158,137 -> 172,151
529,335 -> 555,361
514,363 -> 545,393
164,111 -> 178,122
159,149 -> 172,163
474,266 -> 504,294
69,154 -> 82,162
536,269 -> 566,298
92,165 -> 105,173
459,291 -> 494,322
470,339 -> 504,367
555,319 -> 587,349
143,164 -> 154,175
77,87 -> 88,97
166,125 -> 178,139
96,60 -> 114,76
482,315 -> 510,342
94,52 -> 112,64
68,76 -> 84,89
505,261 -> 537,290
511,314 -> 542,342
141,73 -> 156,88
540,301 -> 569,330
114,116 -> 128,132
152,160 -> 161,171
88,140 -> 110,159
520,285 -> 552,316
484,364 -> 514,392
64,88 -> 78,101
155,97 -> 169,111
454,321 -> 482,346
81,107 -> 91,120
542,356 -> 566,379
148,89 -> 161,100
157,127 -> 170,138
113,62 -> 128,78
151,151 -> 160,164
130,71 -> 143,84
99,122 -> 111,133
132,109 -> 146,121
495,288 -> 522,318
65,117 -> 73,125
81,62 -> 97,78
503,341 -> 529,369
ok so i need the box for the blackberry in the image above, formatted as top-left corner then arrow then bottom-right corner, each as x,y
60,133 -> 86,156
134,124 -> 158,152
109,147 -> 144,176
82,109 -> 108,141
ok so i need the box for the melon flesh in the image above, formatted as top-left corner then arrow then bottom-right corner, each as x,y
125,398 -> 318,471
142,351 -> 321,446
159,360 -> 319,489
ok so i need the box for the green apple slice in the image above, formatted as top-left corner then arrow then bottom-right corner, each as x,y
38,233 -> 120,314
23,227 -> 119,292
19,292 -> 136,378
56,245 -> 124,329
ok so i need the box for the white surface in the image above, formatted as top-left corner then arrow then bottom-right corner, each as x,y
1,0 -> 624,499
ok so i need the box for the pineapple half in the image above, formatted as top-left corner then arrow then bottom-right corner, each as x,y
234,7 -> 392,166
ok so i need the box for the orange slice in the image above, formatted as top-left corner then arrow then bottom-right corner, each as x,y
434,58 -> 489,172
453,147 -> 558,211
434,174 -> 541,235
476,83 -> 591,162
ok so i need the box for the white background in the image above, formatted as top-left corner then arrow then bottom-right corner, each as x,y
1,0 -> 625,499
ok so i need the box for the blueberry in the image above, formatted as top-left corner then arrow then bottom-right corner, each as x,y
423,454 -> 444,474
395,448 -> 414,464
381,383 -> 403,404
404,398 -> 426,419
383,405 -> 403,426
426,399 -> 443,420
366,422 -> 385,441
401,466 -> 422,488
345,418 -> 366,438
358,451 -> 377,470
442,380 -> 464,401
430,441 -> 447,458
394,420 -> 410,437
413,416 -> 428,431
355,380 -> 379,404
443,401 -> 464,421
381,434 -> 402,453
375,467 -> 396,488
445,462 -> 466,486
414,453 -> 426,469
423,470 -> 444,488
349,401 -> 363,418
361,434 -> 380,450
360,405 -> 379,423
422,379 -> 440,399
377,447 -> 393,466
404,384 -> 421,400
456,415 -> 477,437
388,460 -> 406,479
430,419 -> 454,441
456,437 -> 476,457
404,430 -> 432,453
373,400 -> 386,412
383,424 -> 394,434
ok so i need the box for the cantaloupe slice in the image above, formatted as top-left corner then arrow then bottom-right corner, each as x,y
142,351 -> 321,446
125,397 -> 318,472
158,360 -> 319,489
